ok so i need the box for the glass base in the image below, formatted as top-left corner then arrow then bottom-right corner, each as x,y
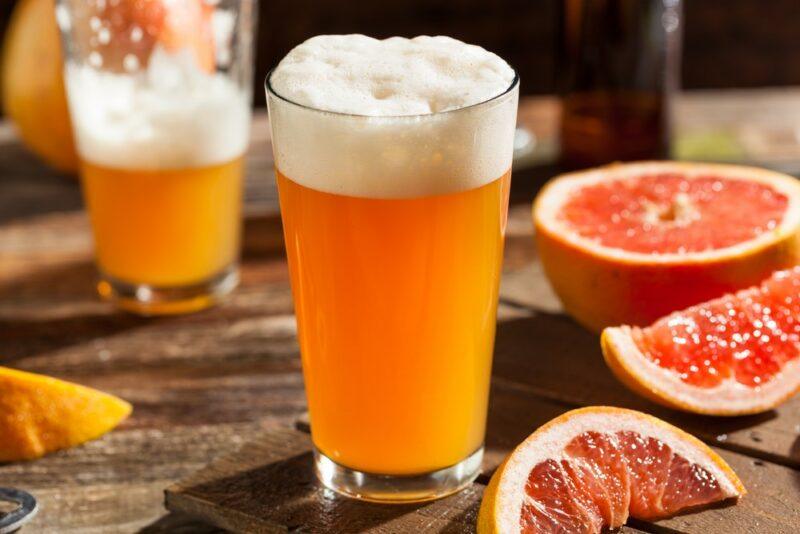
97,265 -> 239,316
314,446 -> 483,504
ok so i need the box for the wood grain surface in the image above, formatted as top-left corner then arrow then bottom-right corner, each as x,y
2,97 -> 800,532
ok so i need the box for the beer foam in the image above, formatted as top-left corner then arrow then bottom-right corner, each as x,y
65,46 -> 251,170
267,35 -> 518,198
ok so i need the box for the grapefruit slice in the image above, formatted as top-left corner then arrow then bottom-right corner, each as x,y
533,162 -> 800,332
602,266 -> 800,415
478,407 -> 745,534
0,366 -> 132,462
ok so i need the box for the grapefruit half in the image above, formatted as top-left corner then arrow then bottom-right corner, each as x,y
477,407 -> 744,534
533,162 -> 800,332
603,266 -> 800,415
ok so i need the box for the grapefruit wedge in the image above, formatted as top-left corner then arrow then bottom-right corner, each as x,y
603,266 -> 800,415
478,407 -> 745,534
533,162 -> 800,332
0,366 -> 132,462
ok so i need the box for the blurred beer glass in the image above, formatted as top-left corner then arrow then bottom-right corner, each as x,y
267,35 -> 519,502
559,0 -> 682,168
56,0 -> 255,314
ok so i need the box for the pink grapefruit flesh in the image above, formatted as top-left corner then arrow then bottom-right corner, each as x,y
478,407 -> 744,534
560,173 -> 788,254
603,266 -> 800,415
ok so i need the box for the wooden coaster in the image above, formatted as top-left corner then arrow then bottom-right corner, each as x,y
164,421 -> 483,533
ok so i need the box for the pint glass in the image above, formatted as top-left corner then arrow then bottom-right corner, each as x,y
267,37 -> 519,502
57,0 -> 255,314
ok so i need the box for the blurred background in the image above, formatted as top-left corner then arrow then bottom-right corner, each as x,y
2,0 -> 800,110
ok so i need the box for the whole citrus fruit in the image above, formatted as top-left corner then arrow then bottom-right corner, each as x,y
1,0 -> 78,174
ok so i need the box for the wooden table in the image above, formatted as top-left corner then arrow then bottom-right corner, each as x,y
1,93 -> 799,533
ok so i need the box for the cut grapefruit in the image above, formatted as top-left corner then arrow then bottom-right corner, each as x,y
602,266 -> 800,415
477,407 -> 744,534
0,366 -> 132,462
533,162 -> 800,332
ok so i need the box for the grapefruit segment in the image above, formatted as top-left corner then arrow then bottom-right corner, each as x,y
0,366 -> 132,461
478,407 -> 744,534
602,266 -> 800,415
533,162 -> 800,332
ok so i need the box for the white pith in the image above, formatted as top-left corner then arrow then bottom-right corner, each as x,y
605,326 -> 800,414
494,408 -> 742,531
534,161 -> 800,264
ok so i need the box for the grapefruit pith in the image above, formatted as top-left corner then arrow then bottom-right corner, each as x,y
533,162 -> 800,332
477,407 -> 744,534
602,266 -> 800,415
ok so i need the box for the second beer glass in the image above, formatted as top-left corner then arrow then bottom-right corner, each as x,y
57,0 -> 256,314
267,35 -> 519,502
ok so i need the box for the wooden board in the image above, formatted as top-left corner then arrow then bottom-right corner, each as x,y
166,380 -> 800,533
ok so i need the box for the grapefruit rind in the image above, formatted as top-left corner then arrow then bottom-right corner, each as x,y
478,406 -> 744,534
533,161 -> 800,332
602,326 -> 800,416
0,366 -> 132,462
534,161 -> 800,264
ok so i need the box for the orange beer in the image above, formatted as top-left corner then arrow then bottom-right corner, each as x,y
82,158 -> 243,287
278,169 -> 510,474
268,34 -> 519,501
59,0 -> 254,314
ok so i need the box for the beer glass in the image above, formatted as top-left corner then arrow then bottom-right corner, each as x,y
56,0 -> 256,314
267,39 -> 519,502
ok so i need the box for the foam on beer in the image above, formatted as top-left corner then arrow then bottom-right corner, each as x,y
65,46 -> 251,170
268,35 -> 518,198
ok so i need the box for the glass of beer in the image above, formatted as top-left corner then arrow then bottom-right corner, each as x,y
56,0 -> 255,314
267,35 -> 519,502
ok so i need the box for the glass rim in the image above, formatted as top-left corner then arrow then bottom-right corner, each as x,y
264,66 -> 519,119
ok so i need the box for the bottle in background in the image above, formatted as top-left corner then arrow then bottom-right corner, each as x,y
558,0 -> 682,168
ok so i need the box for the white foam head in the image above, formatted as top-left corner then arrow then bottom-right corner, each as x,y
66,46 -> 251,170
267,35 -> 518,198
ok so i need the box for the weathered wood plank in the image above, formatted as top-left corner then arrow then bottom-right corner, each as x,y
167,426 -> 483,534
485,382 -> 800,534
0,422 -> 286,532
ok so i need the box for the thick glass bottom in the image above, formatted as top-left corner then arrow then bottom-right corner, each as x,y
97,265 -> 238,316
314,446 -> 483,504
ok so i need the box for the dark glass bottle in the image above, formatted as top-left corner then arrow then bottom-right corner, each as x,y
558,0 -> 682,169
